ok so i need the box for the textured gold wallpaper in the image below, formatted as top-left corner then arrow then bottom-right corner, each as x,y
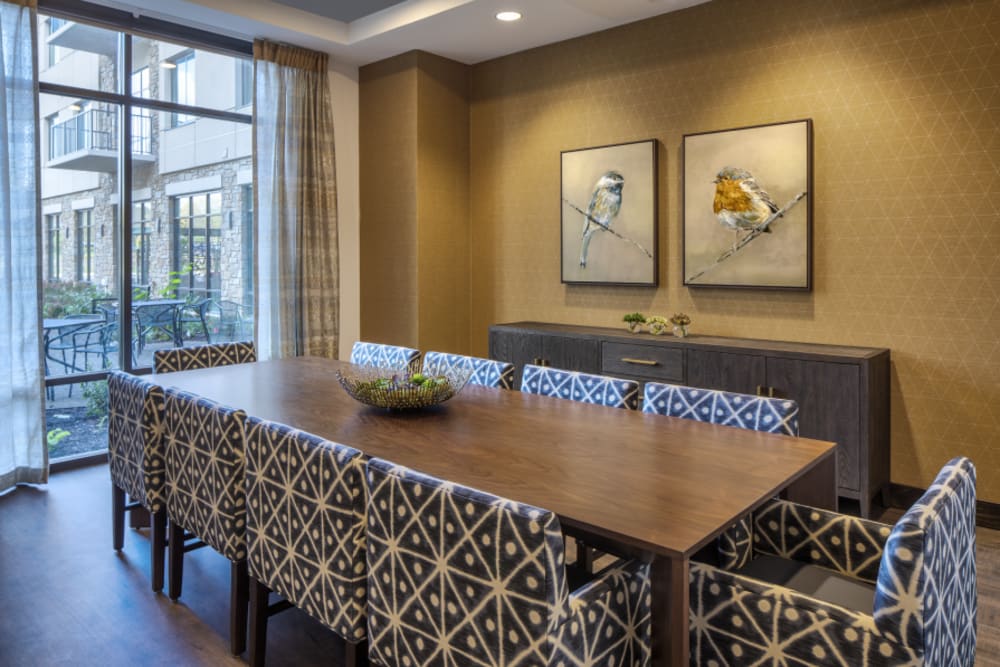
467,0 -> 1000,499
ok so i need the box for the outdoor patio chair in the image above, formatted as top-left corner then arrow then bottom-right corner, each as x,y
365,457 -> 652,666
691,457 -> 977,666
643,381 -> 800,570
176,297 -> 212,343
134,302 -> 182,354
208,299 -> 249,342
245,417 -> 367,667
422,351 -> 515,389
107,371 -> 168,592
349,341 -> 421,374
164,387 -> 249,655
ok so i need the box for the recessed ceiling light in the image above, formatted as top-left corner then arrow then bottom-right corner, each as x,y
495,11 -> 522,22
160,61 -> 176,69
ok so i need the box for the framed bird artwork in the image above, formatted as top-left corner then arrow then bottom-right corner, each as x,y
682,119 -> 813,290
560,139 -> 658,286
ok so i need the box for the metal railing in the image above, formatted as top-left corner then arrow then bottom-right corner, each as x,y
48,108 -> 153,160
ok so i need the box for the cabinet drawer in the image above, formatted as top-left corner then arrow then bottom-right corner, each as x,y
601,342 -> 684,381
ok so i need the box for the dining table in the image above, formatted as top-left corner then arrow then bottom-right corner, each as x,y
149,356 -> 838,666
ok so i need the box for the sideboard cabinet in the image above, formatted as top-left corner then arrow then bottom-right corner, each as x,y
489,322 -> 890,518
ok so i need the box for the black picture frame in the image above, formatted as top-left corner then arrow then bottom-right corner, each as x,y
682,119 -> 813,291
560,139 -> 658,287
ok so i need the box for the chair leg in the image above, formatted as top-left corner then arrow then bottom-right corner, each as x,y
345,640 -> 367,667
248,578 -> 269,667
230,559 -> 249,655
575,537 -> 593,574
168,521 -> 184,601
150,510 -> 167,593
112,485 -> 125,551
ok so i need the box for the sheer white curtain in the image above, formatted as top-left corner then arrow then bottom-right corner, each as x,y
0,0 -> 45,492
253,41 -> 339,360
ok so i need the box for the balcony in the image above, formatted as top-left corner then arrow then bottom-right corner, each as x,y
48,109 -> 155,172
47,19 -> 117,57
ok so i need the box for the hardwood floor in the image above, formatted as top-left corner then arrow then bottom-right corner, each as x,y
1,464 -> 997,666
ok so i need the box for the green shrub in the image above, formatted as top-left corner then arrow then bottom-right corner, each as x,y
82,380 -> 109,423
42,281 -> 111,318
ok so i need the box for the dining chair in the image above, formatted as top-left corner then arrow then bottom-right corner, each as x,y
153,341 -> 257,374
135,301 -> 183,354
244,417 -> 367,667
349,341 -> 421,374
422,351 -> 515,389
642,381 -> 800,570
521,364 -> 640,571
163,387 -> 249,655
364,457 -> 652,666
520,364 -> 640,409
107,371 -> 168,592
691,457 -> 977,666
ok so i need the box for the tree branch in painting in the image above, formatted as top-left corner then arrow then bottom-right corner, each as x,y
562,198 -> 653,260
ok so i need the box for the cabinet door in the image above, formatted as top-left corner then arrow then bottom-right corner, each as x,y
766,358 -> 861,493
686,349 -> 764,395
489,329 -> 542,389
543,335 -> 600,374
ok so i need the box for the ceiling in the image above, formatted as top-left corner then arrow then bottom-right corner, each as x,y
87,0 -> 710,66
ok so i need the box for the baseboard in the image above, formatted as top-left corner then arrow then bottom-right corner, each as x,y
890,482 -> 1000,531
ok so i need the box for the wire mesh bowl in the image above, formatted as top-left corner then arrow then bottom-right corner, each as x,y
336,364 -> 473,409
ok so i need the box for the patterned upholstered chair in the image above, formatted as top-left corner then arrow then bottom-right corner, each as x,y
422,351 -> 515,389
107,371 -> 168,592
163,387 -> 249,655
691,457 -> 977,666
520,364 -> 639,410
365,458 -> 652,666
349,340 -> 421,374
642,381 -> 800,569
244,417 -> 367,667
152,341 -> 257,374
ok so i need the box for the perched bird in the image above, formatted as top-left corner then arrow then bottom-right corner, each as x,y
580,171 -> 625,268
713,166 -> 778,236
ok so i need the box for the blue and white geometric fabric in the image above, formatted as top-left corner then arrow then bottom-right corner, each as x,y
641,381 -> 799,435
423,351 -> 515,390
349,340 -> 421,374
520,364 -> 639,410
364,458 -> 652,666
244,416 -> 367,642
152,341 -> 257,374
163,387 -> 248,562
690,457 -> 977,667
108,371 -> 166,512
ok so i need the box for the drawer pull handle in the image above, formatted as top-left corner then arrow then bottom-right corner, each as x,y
621,357 -> 659,366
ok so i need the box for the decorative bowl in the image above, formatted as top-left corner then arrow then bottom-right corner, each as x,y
336,364 -> 473,409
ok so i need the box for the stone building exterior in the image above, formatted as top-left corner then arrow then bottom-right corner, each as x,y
39,17 -> 253,309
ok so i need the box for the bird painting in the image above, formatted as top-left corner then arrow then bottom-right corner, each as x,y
579,170 -> 625,268
712,166 -> 779,237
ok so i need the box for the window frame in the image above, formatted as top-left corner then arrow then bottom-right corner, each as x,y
169,51 -> 196,128
74,208 -> 93,282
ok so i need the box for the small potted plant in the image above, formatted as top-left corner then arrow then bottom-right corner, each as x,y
669,312 -> 691,337
646,315 -> 669,335
622,312 -> 646,334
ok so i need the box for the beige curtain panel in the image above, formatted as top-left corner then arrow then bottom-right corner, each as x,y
253,40 -> 339,360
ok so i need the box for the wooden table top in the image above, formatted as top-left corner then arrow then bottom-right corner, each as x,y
150,356 -> 836,558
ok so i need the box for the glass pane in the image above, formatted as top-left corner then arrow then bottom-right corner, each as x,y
41,93 -> 120,460
39,14 -> 120,94
128,108 -> 253,370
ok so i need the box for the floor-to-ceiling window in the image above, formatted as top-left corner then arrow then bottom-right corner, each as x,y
38,1 -> 253,462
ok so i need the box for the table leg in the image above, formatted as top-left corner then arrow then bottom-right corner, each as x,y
783,451 -> 838,511
651,554 -> 689,666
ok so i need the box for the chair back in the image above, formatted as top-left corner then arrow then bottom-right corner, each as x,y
163,387 -> 248,561
423,351 -> 515,389
245,417 -> 366,642
520,364 -> 639,410
350,341 -> 421,374
642,382 -> 799,435
153,341 -> 257,374
874,457 -> 977,664
364,458 -> 570,666
108,371 -> 166,512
